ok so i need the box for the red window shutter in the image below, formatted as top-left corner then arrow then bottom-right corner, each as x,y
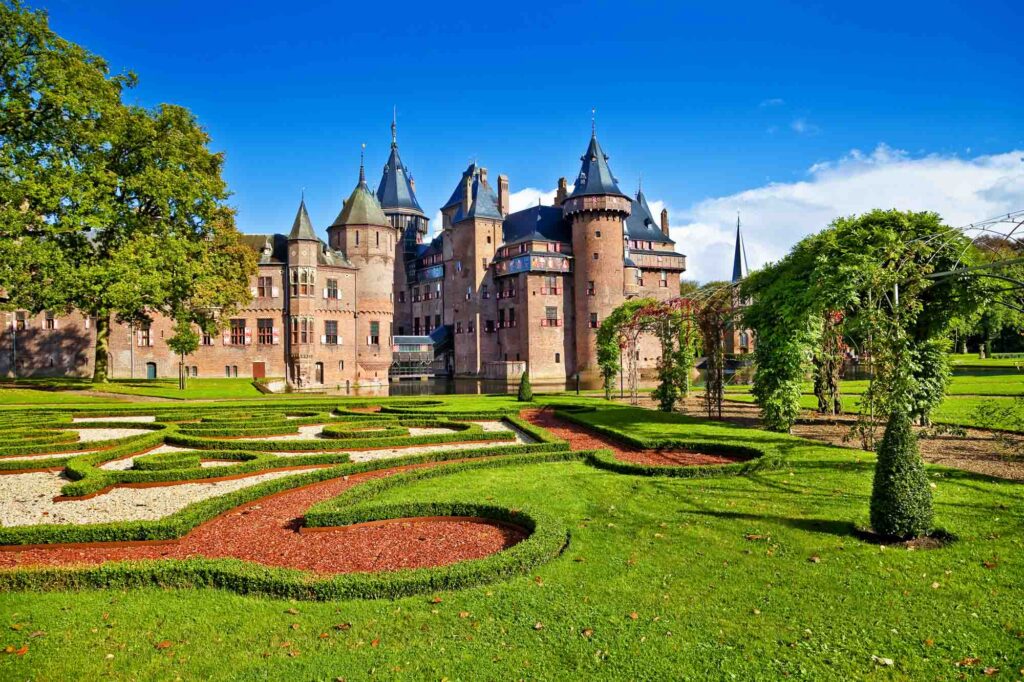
272,327 -> 279,345
222,331 -> 231,345
244,328 -> 252,345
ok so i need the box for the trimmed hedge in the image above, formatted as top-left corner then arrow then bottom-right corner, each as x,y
132,450 -> 202,471
0,440 -> 570,546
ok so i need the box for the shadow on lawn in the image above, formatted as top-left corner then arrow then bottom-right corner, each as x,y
684,508 -> 862,539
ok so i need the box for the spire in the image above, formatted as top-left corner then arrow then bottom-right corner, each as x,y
289,195 -> 318,241
391,106 -> 397,149
358,143 -> 366,186
591,106 -> 596,137
732,211 -> 749,282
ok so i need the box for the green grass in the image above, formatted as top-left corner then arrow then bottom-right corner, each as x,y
1,400 -> 1022,679
950,353 -> 1024,368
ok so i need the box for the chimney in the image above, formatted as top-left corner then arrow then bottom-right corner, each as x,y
479,167 -> 488,184
498,174 -> 509,216
463,174 -> 473,213
660,208 -> 670,237
554,177 -> 568,206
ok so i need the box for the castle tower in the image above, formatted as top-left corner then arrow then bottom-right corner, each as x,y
563,127 -> 631,379
377,113 -> 429,338
442,164 -> 503,375
329,151 -> 398,385
286,197 -> 321,386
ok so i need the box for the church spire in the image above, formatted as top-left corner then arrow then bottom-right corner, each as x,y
732,211 -> 749,282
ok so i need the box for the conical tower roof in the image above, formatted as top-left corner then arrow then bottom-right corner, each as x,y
333,154 -> 389,228
375,115 -> 425,215
288,197 -> 318,241
570,132 -> 628,199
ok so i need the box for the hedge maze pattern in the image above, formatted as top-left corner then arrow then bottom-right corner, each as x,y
0,400 -> 777,600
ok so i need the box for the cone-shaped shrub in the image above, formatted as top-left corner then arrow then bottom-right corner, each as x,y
869,410 -> 933,539
517,371 -> 533,402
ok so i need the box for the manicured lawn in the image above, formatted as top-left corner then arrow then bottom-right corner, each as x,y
950,353 -> 1024,368
0,399 -> 1021,679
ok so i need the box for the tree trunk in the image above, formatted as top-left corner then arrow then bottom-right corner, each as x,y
93,314 -> 111,383
179,352 -> 186,390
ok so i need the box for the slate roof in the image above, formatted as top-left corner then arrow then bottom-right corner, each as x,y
376,138 -> 424,215
450,165 -> 502,222
625,189 -> 673,244
332,164 -> 388,228
570,134 -> 628,199
240,233 -> 288,264
502,204 -> 570,245
288,198 -> 318,241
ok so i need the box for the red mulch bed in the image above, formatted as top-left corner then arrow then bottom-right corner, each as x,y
521,407 -> 747,467
0,459 -> 526,575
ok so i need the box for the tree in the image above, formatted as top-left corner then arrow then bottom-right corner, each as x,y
517,371 -> 533,402
0,3 -> 255,382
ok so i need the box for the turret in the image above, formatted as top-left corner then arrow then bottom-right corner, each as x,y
331,149 -> 397,385
563,125 -> 631,378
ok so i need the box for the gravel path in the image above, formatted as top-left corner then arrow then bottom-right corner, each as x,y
0,468 -> 328,527
71,416 -> 156,424
69,428 -> 153,443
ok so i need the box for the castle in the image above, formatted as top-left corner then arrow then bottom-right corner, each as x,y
1,121 -> 752,386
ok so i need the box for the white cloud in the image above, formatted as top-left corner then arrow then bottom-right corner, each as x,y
508,186 -> 558,213
667,145 -> 1024,282
759,98 -> 785,108
790,118 -> 820,135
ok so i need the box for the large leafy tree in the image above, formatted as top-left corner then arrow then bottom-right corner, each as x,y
0,1 -> 255,382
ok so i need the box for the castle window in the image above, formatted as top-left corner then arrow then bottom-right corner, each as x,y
355,231 -> 360,246
593,252 -> 599,260
257,318 -> 274,345
368,321 -> 380,346
485,319 -> 494,333
232,365 -> 238,378
15,311 -> 25,330
468,319 -> 475,333
339,360 -> 345,371
257,276 -> 272,297
456,321 -> 463,334
44,311 -> 55,330
139,324 -> 152,347
659,270 -> 668,287
225,366 -> 231,377
399,291 -> 405,303
498,309 -> 505,327
326,278 -> 338,299
542,306 -> 560,327
595,230 -> 601,238
590,313 -> 599,329
302,318 -> 311,344
555,352 -> 561,364
376,231 -> 379,247
587,280 -> 595,296
324,320 -> 338,345
201,331 -> 212,346
486,235 -> 491,244
230,319 -> 246,345
509,309 -> 516,327
290,269 -> 298,296
191,366 -> 198,377
299,270 -> 313,296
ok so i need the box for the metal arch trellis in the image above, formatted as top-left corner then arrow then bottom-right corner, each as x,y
616,284 -> 743,417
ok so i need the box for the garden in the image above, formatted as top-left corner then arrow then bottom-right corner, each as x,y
0,389 -> 1020,679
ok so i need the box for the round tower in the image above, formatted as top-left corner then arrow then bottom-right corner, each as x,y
328,152 -> 398,385
564,131 -> 631,379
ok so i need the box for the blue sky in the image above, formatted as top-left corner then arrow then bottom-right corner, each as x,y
41,0 -> 1024,280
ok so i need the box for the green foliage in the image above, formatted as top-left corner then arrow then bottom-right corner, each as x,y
0,3 -> 256,381
517,371 -> 533,402
869,411 -> 934,539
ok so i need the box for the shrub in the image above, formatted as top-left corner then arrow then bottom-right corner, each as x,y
869,410 -> 933,539
517,371 -> 533,402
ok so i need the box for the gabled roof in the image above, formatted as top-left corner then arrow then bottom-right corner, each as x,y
570,134 -> 628,199
332,162 -> 389,228
625,189 -> 673,244
288,198 -> 318,241
240,233 -> 288,264
451,165 -> 503,222
375,123 -> 424,215
732,213 -> 749,282
502,204 -> 570,245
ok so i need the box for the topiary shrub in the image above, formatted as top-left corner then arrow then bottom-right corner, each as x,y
869,410 -> 933,539
517,371 -> 533,402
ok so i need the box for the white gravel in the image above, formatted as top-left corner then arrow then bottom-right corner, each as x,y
0,468 -> 328,527
71,416 -> 156,423
69,428 -> 153,443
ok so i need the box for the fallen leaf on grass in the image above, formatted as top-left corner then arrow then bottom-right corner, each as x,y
808,555 -> 821,564
628,612 -> 639,621
285,608 -> 299,615
318,633 -> 330,640
334,623 -> 351,631
290,623 -> 300,630
370,638 -> 380,648
581,628 -> 594,639
982,558 -> 998,570
955,657 -> 980,667
155,641 -> 172,650
28,631 -> 45,638
744,534 -> 765,541
983,668 -> 998,676
871,655 -> 894,667
459,612 -> 470,619
533,622 -> 544,631
430,597 -> 443,604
